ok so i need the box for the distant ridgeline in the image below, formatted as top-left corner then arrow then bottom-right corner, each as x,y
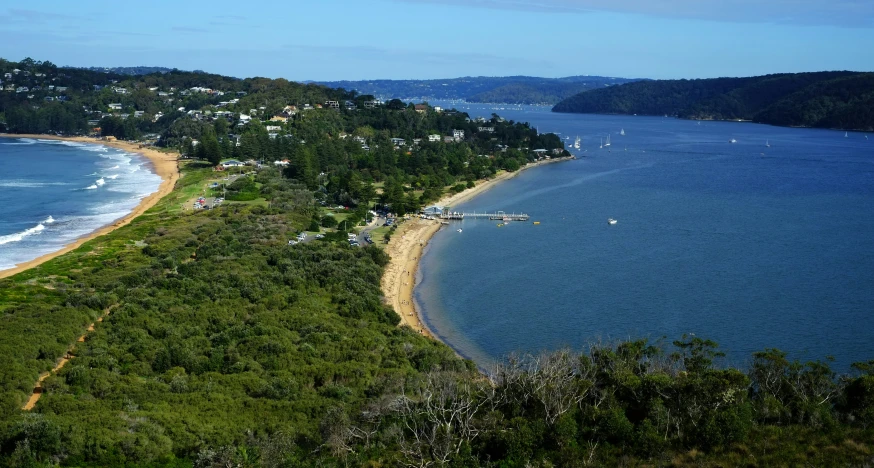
316,75 -> 641,105
553,71 -> 874,131
75,66 -> 181,75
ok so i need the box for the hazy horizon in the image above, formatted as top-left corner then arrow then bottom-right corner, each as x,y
1,1 -> 872,81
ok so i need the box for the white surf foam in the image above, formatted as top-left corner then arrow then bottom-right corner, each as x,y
85,184 -> 98,190
0,180 -> 69,188
0,222 -> 47,246
95,178 -> 106,186
107,174 -> 119,180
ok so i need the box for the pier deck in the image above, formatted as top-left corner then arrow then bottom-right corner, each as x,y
438,210 -> 530,221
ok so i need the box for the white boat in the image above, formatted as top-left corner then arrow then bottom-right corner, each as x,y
457,229 -> 462,233
599,138 -> 603,149
845,132 -> 849,138
604,134 -> 611,147
573,136 -> 581,150
766,140 -> 770,147
729,138 -> 737,144
608,218 -> 618,225
620,129 -> 625,136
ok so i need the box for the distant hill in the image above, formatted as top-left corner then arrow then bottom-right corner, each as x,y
552,71 -> 874,131
74,66 -> 207,75
316,75 -> 641,105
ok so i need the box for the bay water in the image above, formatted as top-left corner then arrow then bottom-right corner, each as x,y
0,138 -> 162,272
417,104 -> 874,370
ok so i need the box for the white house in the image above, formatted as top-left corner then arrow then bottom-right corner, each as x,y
274,159 -> 290,166
478,127 -> 495,133
428,134 -> 441,142
265,125 -> 282,132
390,138 -> 406,146
452,129 -> 465,141
108,103 -> 122,110
221,160 -> 244,168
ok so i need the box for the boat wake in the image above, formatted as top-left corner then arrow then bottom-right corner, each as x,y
85,184 -> 98,190
0,216 -> 54,246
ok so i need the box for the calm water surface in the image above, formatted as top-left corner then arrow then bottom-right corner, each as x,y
417,104 -> 874,370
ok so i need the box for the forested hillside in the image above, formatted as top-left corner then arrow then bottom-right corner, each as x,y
317,75 -> 639,104
0,58 -> 873,466
553,71 -> 874,131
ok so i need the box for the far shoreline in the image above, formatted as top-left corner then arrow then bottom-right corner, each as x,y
381,156 -> 574,342
0,134 -> 180,280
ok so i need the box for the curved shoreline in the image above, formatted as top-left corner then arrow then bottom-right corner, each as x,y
381,157 -> 574,341
0,134 -> 180,280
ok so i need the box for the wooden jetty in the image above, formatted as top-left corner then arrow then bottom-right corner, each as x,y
438,210 -> 530,221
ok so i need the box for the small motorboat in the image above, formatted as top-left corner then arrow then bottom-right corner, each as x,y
608,218 -> 618,225
729,139 -> 737,144
457,229 -> 462,233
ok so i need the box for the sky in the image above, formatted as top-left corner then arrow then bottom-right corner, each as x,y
0,0 -> 872,81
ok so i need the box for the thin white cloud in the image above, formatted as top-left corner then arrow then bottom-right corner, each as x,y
390,0 -> 874,27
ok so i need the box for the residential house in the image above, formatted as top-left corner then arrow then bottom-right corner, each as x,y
353,136 -> 367,146
153,112 -> 164,122
302,104 -> 314,111
428,134 -> 441,142
221,160 -> 244,168
236,91 -> 247,96
274,159 -> 290,166
452,129 -> 465,141
158,91 -> 170,97
413,138 -> 422,145
238,113 -> 252,122
265,125 -> 282,132
12,69 -> 21,74
362,100 -> 381,109
148,87 -> 159,92
3,84 -> 14,91
56,86 -> 68,92
44,96 -> 55,101
113,87 -> 128,94
434,106 -> 443,113
325,100 -> 340,109
390,138 -> 406,146
414,104 -> 428,113
344,100 -> 357,110
478,126 -> 495,133
443,136 -> 455,143
15,86 -> 29,93
134,111 -> 145,118
282,105 -> 297,115
2,73 -> 11,79
270,115 -> 288,123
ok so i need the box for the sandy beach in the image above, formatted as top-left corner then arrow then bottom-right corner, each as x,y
380,156 -> 573,339
0,134 -> 180,280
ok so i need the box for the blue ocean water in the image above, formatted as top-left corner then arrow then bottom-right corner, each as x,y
0,138 -> 162,272
417,104 -> 874,370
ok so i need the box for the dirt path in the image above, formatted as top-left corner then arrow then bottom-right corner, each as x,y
22,305 -> 117,411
